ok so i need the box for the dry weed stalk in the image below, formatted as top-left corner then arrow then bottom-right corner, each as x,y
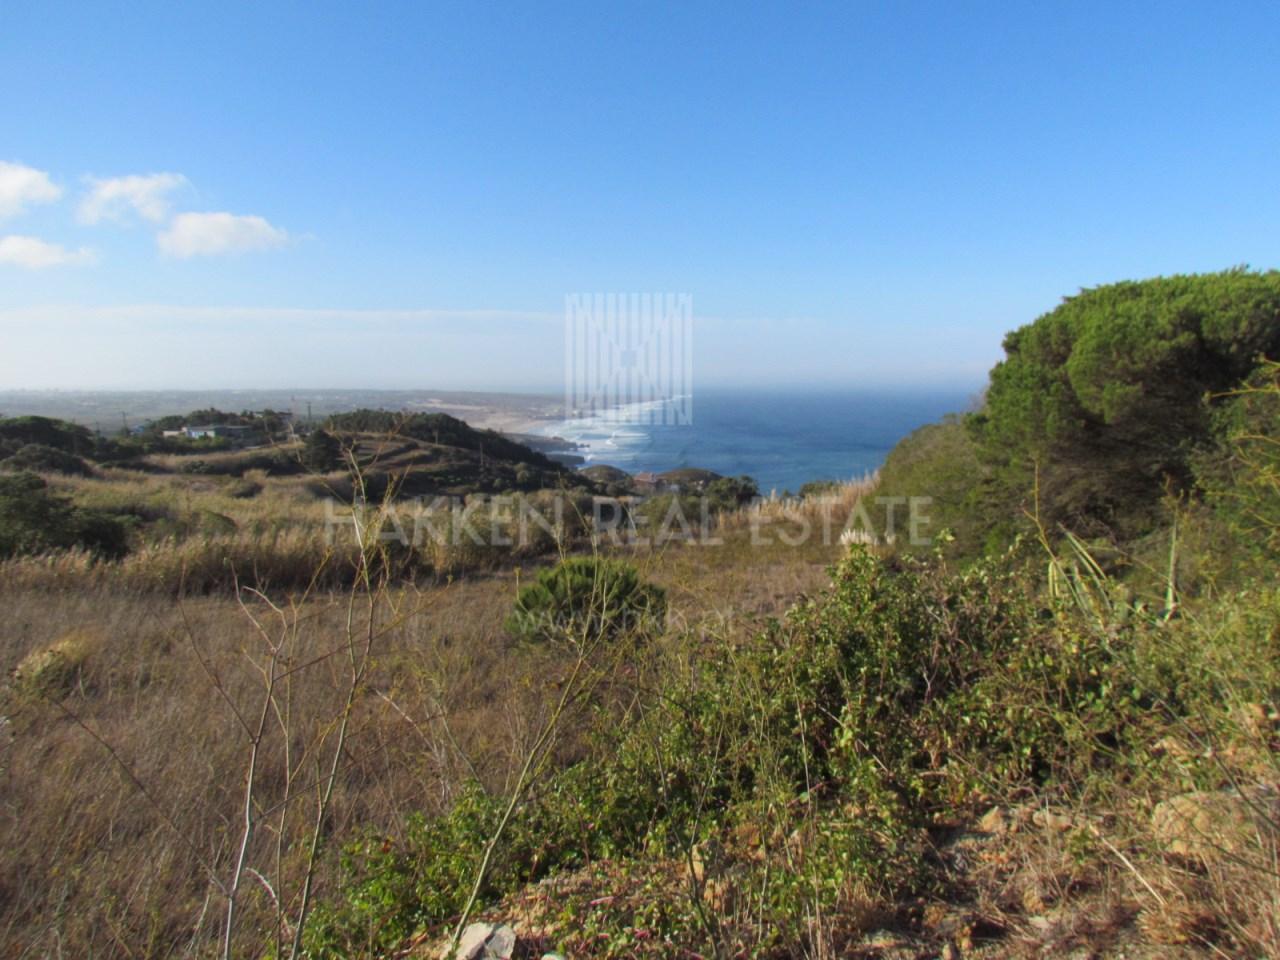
217,464 -> 422,958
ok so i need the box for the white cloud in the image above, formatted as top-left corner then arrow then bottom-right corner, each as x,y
0,162 -> 62,220
79,172 -> 187,224
0,235 -> 96,269
158,211 -> 289,258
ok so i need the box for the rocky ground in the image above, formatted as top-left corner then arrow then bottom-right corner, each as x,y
396,782 -> 1279,960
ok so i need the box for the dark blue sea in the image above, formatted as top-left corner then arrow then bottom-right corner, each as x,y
537,389 -> 975,494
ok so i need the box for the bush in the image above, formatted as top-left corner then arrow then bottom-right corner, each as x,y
873,416 -> 989,555
304,535 -> 1280,955
970,269 -> 1280,540
9,629 -> 98,699
1197,359 -> 1280,562
177,450 -> 301,477
704,474 -> 759,510
506,557 -> 666,644
798,479 -> 841,498
67,509 -> 132,560
303,429 -> 343,472
304,784 -> 504,957
0,472 -> 130,560
0,416 -> 97,457
0,443 -> 93,476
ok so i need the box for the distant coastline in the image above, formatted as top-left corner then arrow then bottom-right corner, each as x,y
527,389 -> 972,493
0,387 -> 564,435
0,386 -> 974,493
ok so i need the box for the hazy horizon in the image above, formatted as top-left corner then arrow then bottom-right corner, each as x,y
0,302 -> 994,393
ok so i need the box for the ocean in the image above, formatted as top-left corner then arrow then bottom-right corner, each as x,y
536,388 -> 975,494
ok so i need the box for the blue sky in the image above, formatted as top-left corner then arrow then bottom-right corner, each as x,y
1,1 -> 1277,391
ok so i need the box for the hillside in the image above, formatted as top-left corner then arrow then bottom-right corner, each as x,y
1,272 -> 1278,958
0,409 -> 594,591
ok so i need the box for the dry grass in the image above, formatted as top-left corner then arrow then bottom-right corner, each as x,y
0,496 -> 842,958
6,474 -> 872,598
0,534 -> 356,594
6,467 -> 1275,958
0,570 -> 558,956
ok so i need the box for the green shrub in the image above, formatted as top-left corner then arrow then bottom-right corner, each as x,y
225,477 -> 264,499
308,758 -> 642,956
506,557 -> 666,645
302,429 -> 343,472
971,269 -> 1280,541
8,629 -> 98,700
305,539 -> 1280,955
303,783 -> 502,958
1197,359 -> 1280,562
704,474 -> 759,510
0,416 -> 97,457
0,472 -> 130,560
873,416 -> 988,554
0,443 -> 93,476
197,510 -> 238,536
67,509 -> 132,561
798,479 -> 841,498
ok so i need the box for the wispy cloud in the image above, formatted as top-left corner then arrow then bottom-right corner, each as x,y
79,172 -> 188,224
0,235 -> 96,269
158,211 -> 289,258
0,162 -> 62,220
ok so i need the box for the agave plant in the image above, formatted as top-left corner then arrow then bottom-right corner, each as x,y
506,556 -> 666,645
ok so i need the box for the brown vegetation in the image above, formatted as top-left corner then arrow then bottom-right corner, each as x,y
0,469 -> 847,957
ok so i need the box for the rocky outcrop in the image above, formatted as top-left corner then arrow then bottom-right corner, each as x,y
448,923 -> 516,960
1151,783 -> 1280,863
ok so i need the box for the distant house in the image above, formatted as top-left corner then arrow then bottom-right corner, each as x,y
185,424 -> 254,441
633,471 -> 661,493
